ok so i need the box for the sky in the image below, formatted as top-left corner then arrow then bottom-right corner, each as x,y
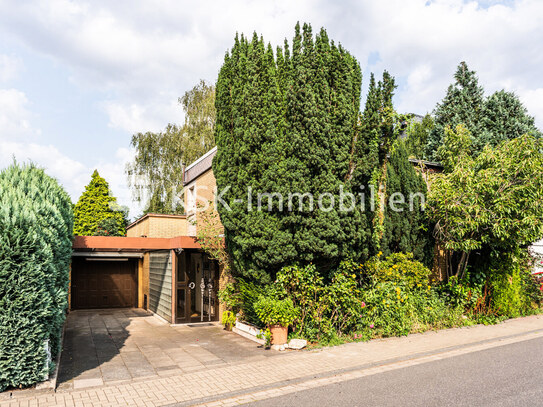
0,0 -> 542,219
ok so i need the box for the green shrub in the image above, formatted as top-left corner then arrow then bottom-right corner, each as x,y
364,252 -> 432,288
272,263 -> 363,342
217,282 -> 241,312
253,296 -> 298,326
490,269 -> 524,318
273,264 -> 328,339
222,311 -> 236,328
0,163 -> 73,391
357,253 -> 466,339
218,279 -> 267,326
327,262 -> 365,335
437,273 -> 484,311
359,281 -> 415,337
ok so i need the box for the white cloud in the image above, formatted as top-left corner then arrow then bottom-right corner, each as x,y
0,0 -> 323,132
0,88 -> 40,140
0,0 -> 543,218
1,0 -> 542,129
0,84 -> 142,216
0,54 -> 22,82
517,88 -> 543,130
91,147 -> 143,218
102,99 -> 181,134
0,141 -> 143,218
0,140 -> 87,198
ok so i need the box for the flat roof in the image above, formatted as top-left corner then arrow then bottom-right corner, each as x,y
73,235 -> 201,252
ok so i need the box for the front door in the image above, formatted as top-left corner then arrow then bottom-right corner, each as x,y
176,252 -> 219,323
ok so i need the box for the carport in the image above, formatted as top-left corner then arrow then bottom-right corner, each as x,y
71,236 -> 202,322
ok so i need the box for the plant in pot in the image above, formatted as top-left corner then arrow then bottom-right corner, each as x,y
253,296 -> 298,346
222,310 -> 236,331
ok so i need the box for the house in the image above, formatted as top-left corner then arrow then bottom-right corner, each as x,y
70,148 -> 224,324
70,145 -> 450,323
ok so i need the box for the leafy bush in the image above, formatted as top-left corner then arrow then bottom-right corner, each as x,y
358,253 -> 465,338
0,163 -> 73,391
490,270 -> 523,318
94,217 -> 121,236
488,250 -> 541,317
222,311 -> 236,328
218,279 -> 267,326
364,252 -> 432,288
253,296 -> 298,326
272,263 -> 363,342
437,271 -> 487,310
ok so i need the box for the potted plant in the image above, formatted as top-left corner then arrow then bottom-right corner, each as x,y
253,296 -> 298,346
222,310 -> 236,331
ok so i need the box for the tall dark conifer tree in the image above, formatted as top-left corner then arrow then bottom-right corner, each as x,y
382,142 -> 432,265
425,61 -> 541,160
214,24 -> 367,282
425,62 -> 484,160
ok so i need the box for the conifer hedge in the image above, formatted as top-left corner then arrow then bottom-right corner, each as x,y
214,23 -> 432,282
0,164 -> 73,391
214,23 -> 367,282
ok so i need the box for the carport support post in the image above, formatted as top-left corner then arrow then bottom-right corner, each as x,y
171,249 -> 176,324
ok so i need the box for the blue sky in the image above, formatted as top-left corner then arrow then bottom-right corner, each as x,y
0,0 -> 542,218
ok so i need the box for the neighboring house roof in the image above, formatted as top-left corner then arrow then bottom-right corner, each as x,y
72,235 -> 200,252
184,146 -> 217,185
409,158 -> 444,172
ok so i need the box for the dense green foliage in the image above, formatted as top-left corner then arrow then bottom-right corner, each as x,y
253,296 -> 298,326
214,23 -> 367,282
218,279 -> 266,326
127,80 -> 215,214
429,135 -> 543,265
73,170 -> 128,236
94,217 -> 121,236
438,248 -> 541,324
355,253 -> 463,338
425,62 -> 541,160
403,114 -> 434,160
214,23 -> 429,283
0,164 -> 73,391
381,142 -> 432,265
220,253 -> 467,345
477,90 -> 541,152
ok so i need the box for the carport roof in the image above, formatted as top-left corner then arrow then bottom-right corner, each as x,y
73,235 -> 201,251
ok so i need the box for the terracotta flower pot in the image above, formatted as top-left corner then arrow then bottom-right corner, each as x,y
269,324 -> 288,345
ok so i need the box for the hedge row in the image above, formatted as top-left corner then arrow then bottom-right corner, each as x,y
0,164 -> 73,391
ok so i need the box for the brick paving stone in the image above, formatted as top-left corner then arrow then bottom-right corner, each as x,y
3,315 -> 543,407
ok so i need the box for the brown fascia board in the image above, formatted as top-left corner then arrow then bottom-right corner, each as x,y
72,235 -> 201,252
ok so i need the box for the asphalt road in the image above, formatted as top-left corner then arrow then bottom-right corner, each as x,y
247,336 -> 543,407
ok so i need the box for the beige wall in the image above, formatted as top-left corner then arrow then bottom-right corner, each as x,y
127,218 -> 149,237
127,214 -> 188,238
185,168 -> 218,237
149,216 -> 188,238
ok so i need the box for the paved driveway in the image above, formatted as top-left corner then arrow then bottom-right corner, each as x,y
57,308 -> 273,391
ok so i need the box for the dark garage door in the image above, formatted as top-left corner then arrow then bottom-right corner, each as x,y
71,259 -> 137,309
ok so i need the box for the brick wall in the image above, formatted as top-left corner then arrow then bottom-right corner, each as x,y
127,214 -> 187,238
185,168 -> 218,237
